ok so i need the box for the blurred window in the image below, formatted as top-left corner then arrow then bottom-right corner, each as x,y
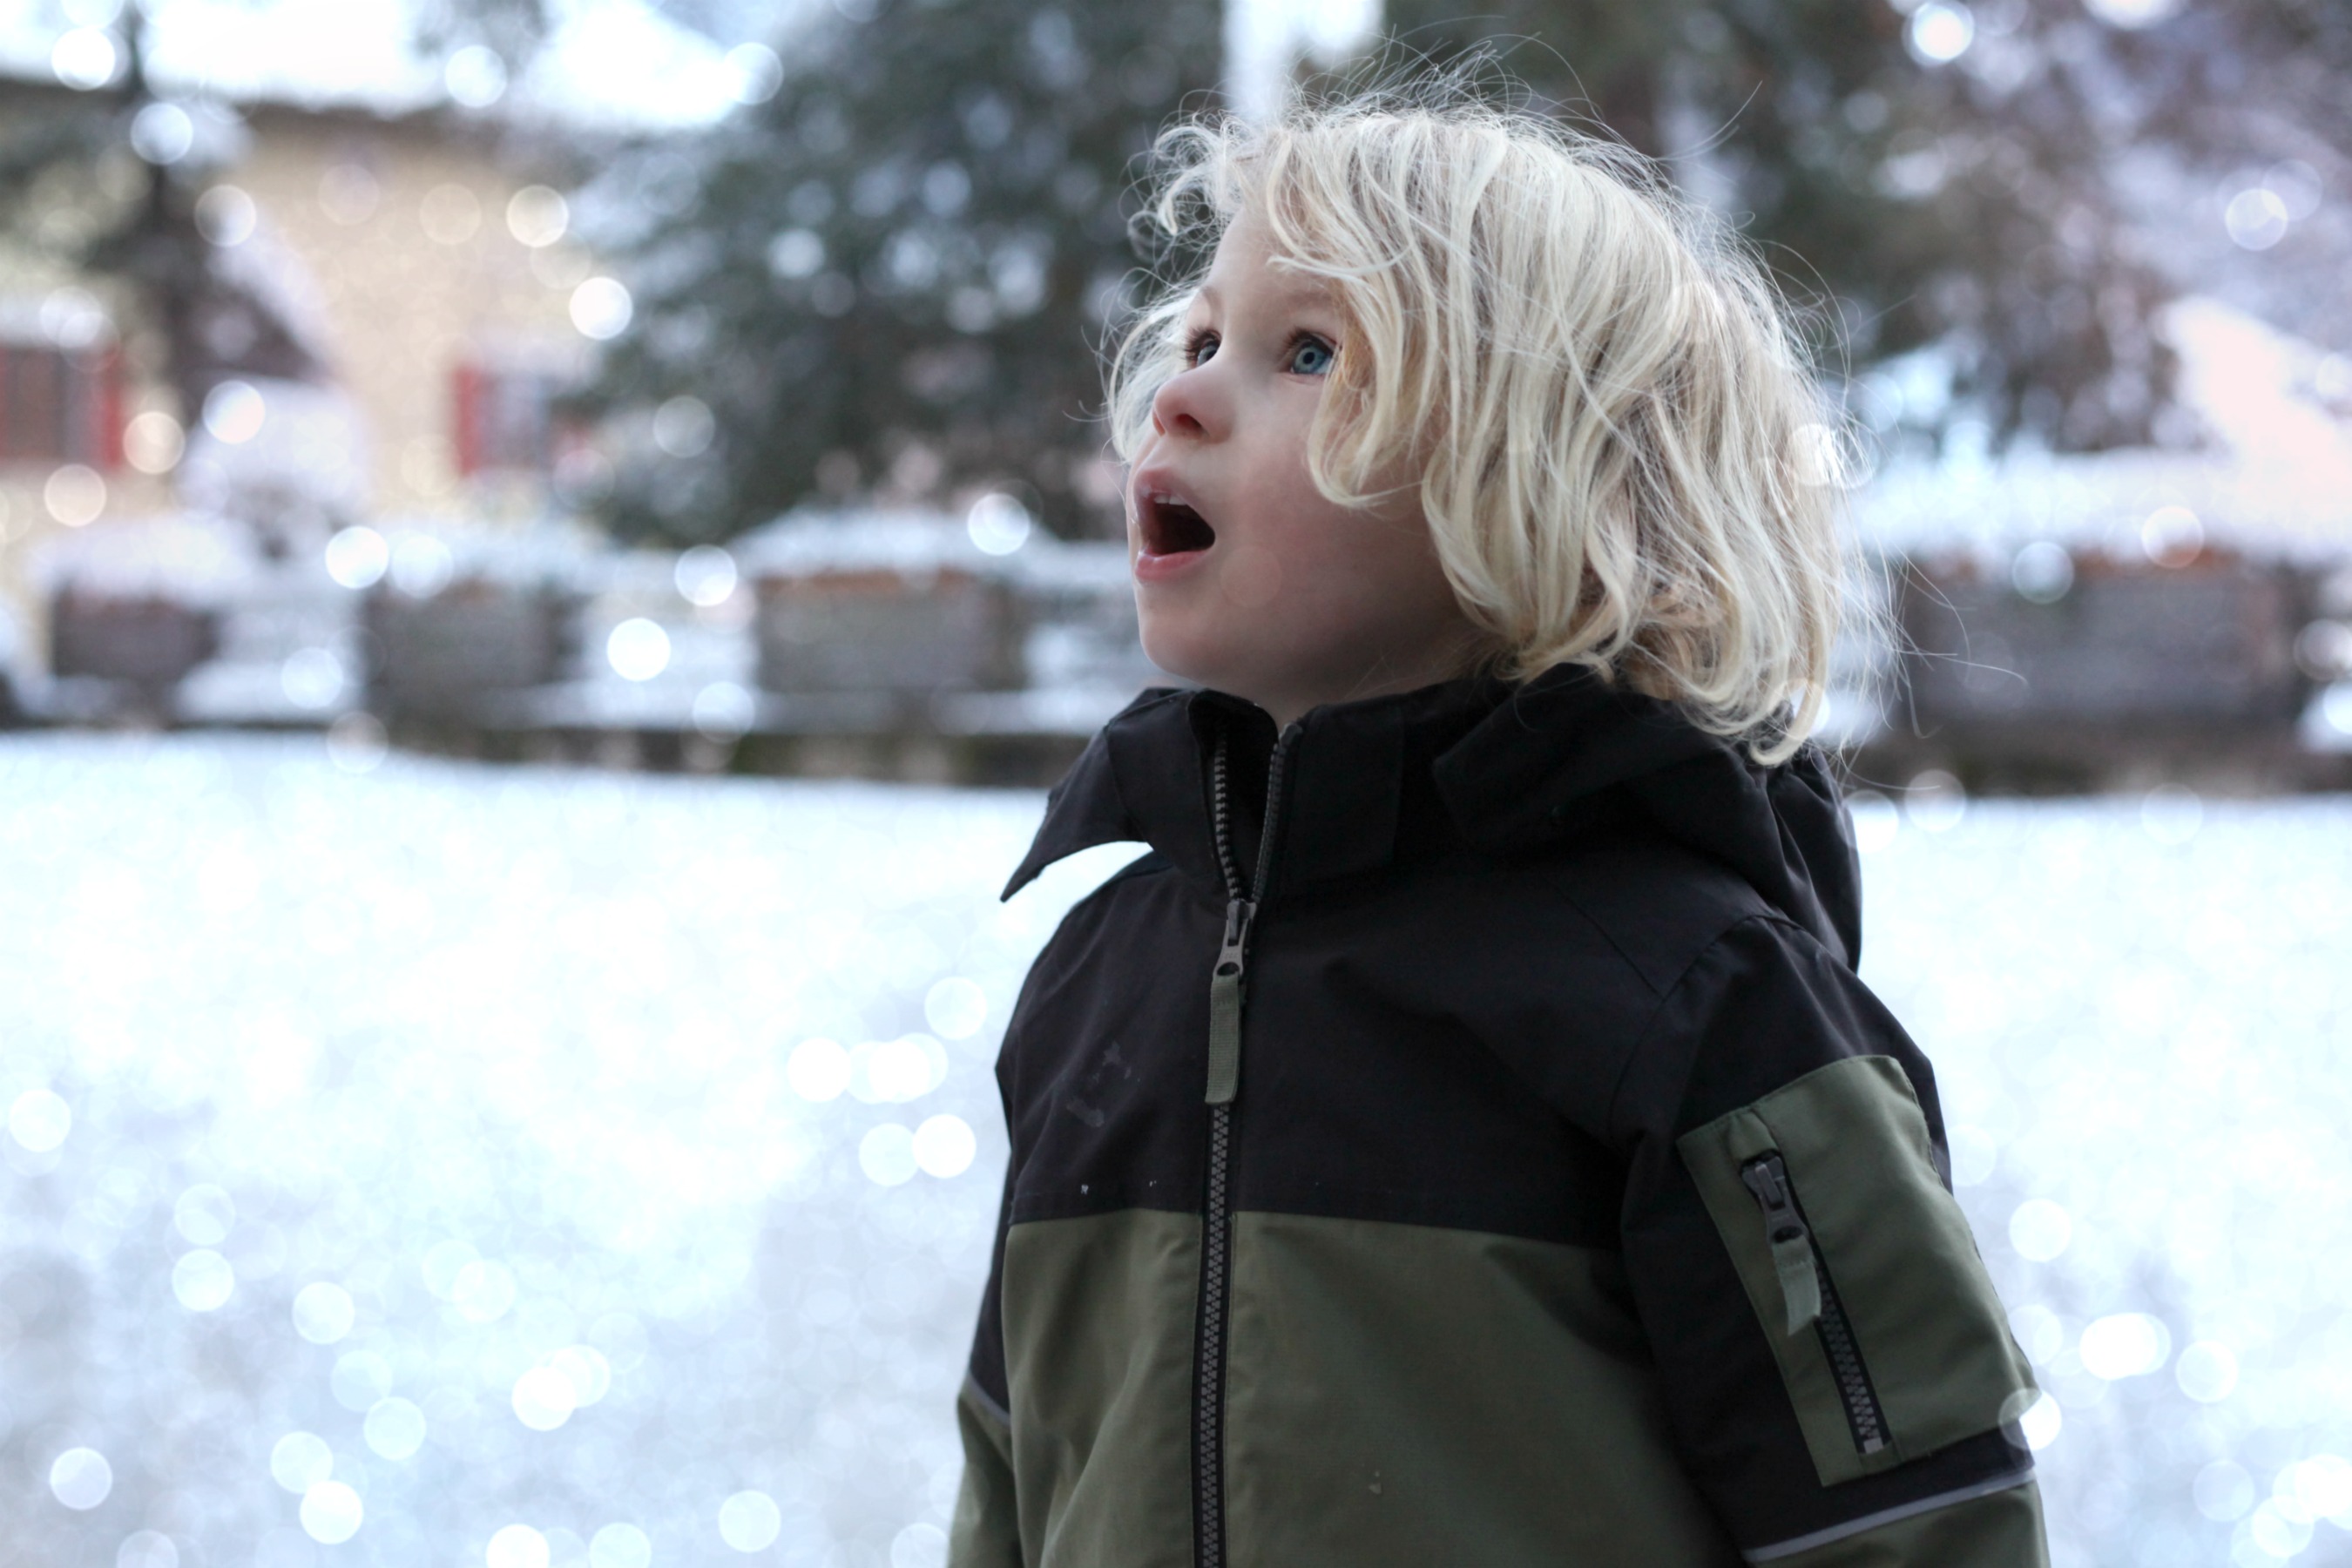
0,341 -> 120,466
452,362 -> 577,474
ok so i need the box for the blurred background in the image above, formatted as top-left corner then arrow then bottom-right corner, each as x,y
0,2 -> 2348,1565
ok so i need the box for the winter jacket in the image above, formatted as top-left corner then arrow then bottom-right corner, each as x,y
950,668 -> 2046,1568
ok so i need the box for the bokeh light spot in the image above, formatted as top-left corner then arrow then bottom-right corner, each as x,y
124,410 -> 186,474
44,463 -> 106,527
966,493 -> 1032,556
365,1396 -> 428,1460
175,1184 -> 235,1244
693,681 -> 757,740
2007,1303 -> 2064,1365
716,1491 -> 781,1552
118,1531 -> 179,1568
891,1523 -> 948,1568
571,278 -> 634,341
551,1344 -> 612,1408
10,1088 -> 72,1152
1905,2 -> 1974,63
914,1114 -> 977,1179
203,381 -> 267,444
2078,1313 -> 2171,1379
513,1366 -> 578,1431
195,186 -> 258,247
53,28 -> 120,90
606,619 -> 672,682
270,1432 -> 333,1494
452,1259 -> 518,1322
292,1282 -> 355,1344
859,1125 -> 918,1186
1903,771 -> 1968,834
301,1481 -> 363,1544
2194,1460 -> 2254,1521
281,649 -> 347,711
1845,791 -> 1899,854
325,525 -> 390,590
2085,0 -> 2180,24
923,977 -> 988,1041
507,186 -> 570,247
2142,784 -> 2202,846
2178,1341 -> 2240,1403
327,713 -> 389,774
2009,1199 -> 2072,1261
675,544 -> 738,606
172,1249 -> 235,1311
49,1447 -> 113,1510
445,45 -> 508,108
2141,504 -> 2204,567
131,101 -> 194,164
589,1524 -> 652,1568
787,1037 -> 851,1102
331,1350 -> 394,1411
652,397 -> 715,458
422,183 -> 483,245
727,42 -> 783,104
2016,1393 -> 2061,1451
2225,186 -> 2291,251
488,1524 -> 551,1568
2011,541 -> 2073,604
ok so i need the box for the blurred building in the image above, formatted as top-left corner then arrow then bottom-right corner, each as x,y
0,71 -> 598,656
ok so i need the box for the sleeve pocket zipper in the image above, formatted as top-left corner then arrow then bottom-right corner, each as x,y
1740,1152 -> 1892,1457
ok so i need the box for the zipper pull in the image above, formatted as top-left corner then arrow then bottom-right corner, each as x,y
1205,896 -> 1254,1105
1740,1153 -> 1823,1337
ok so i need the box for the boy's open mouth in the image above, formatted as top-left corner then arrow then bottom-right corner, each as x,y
1139,491 -> 1216,557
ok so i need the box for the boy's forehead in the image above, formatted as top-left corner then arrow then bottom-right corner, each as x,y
1196,220 -> 1336,315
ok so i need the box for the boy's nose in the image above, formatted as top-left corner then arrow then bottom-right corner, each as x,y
1150,364 -> 1224,442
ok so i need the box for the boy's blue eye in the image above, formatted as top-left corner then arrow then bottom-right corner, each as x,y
1288,336 -> 1335,376
1187,331 -> 1219,367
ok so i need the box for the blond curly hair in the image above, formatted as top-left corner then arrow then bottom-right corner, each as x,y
1107,84 -> 1851,762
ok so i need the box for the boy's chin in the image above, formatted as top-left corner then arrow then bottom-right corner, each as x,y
1136,621 -> 1235,693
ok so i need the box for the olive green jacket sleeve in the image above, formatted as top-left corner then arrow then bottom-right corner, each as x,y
1768,1477 -> 2048,1566
950,1375 -> 1022,1568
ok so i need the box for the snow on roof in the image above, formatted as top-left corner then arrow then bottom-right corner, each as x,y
1852,297 -> 2352,566
1853,449 -> 2352,566
732,509 -> 993,578
733,508 -> 1130,591
363,517 -> 605,591
26,514 -> 265,605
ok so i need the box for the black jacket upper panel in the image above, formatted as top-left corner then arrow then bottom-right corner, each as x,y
1004,666 -> 1862,967
972,667 -> 2017,1553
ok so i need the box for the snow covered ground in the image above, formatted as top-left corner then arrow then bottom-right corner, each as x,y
1,735 -> 2347,1568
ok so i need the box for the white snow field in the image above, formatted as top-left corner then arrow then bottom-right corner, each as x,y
0,735 -> 2347,1568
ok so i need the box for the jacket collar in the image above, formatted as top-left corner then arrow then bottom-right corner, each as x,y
1001,666 -> 1861,967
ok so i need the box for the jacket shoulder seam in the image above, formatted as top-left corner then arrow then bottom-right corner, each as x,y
1601,910 -> 1807,1136
1539,840 -> 1788,999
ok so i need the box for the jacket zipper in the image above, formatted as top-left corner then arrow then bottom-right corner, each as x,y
1195,723 -> 1295,1568
1740,1152 -> 1889,1456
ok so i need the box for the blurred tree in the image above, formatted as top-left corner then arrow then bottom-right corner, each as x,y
1377,0 -> 2348,457
579,0 -> 1221,545
1376,0 -> 2175,454
0,17 -> 318,431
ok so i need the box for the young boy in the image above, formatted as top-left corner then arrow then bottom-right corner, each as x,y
949,91 -> 2045,1567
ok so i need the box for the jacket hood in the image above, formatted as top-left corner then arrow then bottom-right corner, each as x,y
1004,665 -> 1863,968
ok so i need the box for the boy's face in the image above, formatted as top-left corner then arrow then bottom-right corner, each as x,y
1127,213 -> 1477,727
